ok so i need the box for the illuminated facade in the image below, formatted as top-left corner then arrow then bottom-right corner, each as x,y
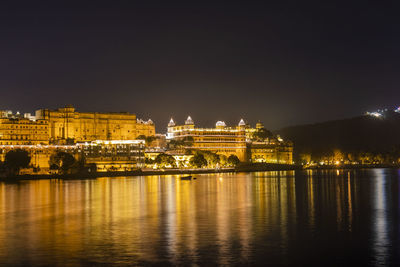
248,141 -> 293,164
79,140 -> 145,171
166,117 -> 293,164
167,116 -> 247,161
136,119 -> 156,137
0,106 -> 152,174
145,149 -> 194,168
0,140 -> 145,173
244,120 -> 265,141
243,120 -> 293,164
0,144 -> 76,173
35,105 -> 155,143
0,112 -> 49,145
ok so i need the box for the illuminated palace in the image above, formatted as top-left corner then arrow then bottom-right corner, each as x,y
35,105 -> 155,143
245,121 -> 293,164
166,117 -> 293,164
0,106 -> 293,173
0,106 -> 153,172
0,111 -> 49,145
167,116 -> 247,161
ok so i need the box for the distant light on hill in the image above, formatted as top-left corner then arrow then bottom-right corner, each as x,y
365,111 -> 383,118
365,107 -> 400,118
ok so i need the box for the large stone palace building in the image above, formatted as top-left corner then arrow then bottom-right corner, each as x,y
0,106 -> 154,173
0,106 -> 293,173
166,117 -> 293,164
167,117 -> 246,161
35,105 -> 155,143
248,140 -> 293,164
0,111 -> 49,145
244,121 -> 293,164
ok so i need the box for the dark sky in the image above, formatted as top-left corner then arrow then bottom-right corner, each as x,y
1,1 -> 399,131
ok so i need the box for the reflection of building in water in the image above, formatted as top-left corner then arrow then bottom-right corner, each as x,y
335,173 -> 344,229
372,169 -> 390,266
307,170 -> 316,228
347,172 -> 353,230
252,171 -> 296,263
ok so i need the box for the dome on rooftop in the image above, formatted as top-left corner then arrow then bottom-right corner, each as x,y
238,119 -> 246,126
168,118 -> 175,127
216,121 -> 226,127
185,116 -> 194,125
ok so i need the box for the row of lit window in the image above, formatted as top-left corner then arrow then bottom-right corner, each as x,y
1,131 -> 47,134
0,135 -> 48,140
253,149 -> 275,153
4,125 -> 47,129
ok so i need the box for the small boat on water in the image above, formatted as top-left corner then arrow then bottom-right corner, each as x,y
181,175 -> 196,180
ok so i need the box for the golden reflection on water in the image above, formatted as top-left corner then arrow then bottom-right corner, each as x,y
0,170 -> 394,265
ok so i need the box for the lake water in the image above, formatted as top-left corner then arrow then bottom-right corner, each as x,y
0,169 -> 399,266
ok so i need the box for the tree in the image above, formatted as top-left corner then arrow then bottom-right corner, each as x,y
299,153 -> 312,165
137,135 -> 156,146
4,149 -> 31,175
167,137 -> 194,150
189,153 -> 207,168
202,151 -> 220,167
227,154 -> 240,166
49,151 -> 78,174
145,157 -> 154,165
145,136 -> 156,146
154,153 -> 176,168
253,128 -> 273,141
136,135 -> 146,140
183,136 -> 194,147
219,154 -> 228,166
333,149 -> 343,164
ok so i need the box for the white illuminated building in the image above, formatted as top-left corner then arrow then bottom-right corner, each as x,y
166,116 -> 247,161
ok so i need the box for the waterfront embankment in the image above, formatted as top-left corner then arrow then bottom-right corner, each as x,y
303,163 -> 400,170
0,168 -> 236,181
0,163 -> 302,181
3,163 -> 399,181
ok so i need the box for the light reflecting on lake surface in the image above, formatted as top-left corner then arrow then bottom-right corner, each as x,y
0,169 -> 399,266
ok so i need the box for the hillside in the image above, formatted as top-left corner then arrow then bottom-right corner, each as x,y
276,111 -> 400,162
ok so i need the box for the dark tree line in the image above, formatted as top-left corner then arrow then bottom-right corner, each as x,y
0,149 -> 31,175
277,111 -> 400,164
49,151 -> 84,174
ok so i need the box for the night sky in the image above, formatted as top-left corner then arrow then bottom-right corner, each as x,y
1,1 -> 399,131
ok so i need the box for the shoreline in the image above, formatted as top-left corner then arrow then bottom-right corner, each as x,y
1,163 -> 399,181
303,163 -> 400,170
0,168 -> 236,181
1,164 -> 298,181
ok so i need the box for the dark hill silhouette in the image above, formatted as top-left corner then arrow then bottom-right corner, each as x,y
276,111 -> 400,162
